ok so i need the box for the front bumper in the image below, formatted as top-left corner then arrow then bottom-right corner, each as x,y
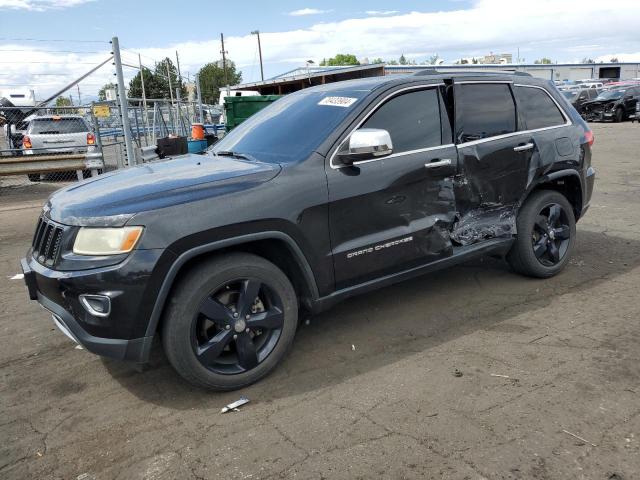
20,249 -> 165,363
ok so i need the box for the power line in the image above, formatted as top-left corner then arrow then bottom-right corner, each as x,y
0,49 -> 105,54
0,61 -> 103,64
0,37 -> 108,44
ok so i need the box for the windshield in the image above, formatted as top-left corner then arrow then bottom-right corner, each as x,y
211,90 -> 367,163
595,90 -> 624,101
562,91 -> 578,99
30,118 -> 88,134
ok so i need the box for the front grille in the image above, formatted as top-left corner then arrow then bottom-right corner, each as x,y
32,216 -> 65,266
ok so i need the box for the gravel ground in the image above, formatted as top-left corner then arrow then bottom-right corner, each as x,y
1,122 -> 639,480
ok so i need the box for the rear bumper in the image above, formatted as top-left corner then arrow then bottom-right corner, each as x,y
20,253 -> 159,363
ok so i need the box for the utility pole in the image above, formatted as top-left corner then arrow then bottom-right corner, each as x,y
251,30 -> 264,81
220,33 -> 229,96
195,72 -> 204,123
138,53 -> 149,144
175,50 -> 182,82
76,84 -> 82,105
166,60 -> 175,105
112,36 -> 136,167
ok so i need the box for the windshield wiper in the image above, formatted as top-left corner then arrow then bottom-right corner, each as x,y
214,150 -> 253,161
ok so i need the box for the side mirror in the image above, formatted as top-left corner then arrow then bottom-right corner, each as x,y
337,128 -> 393,165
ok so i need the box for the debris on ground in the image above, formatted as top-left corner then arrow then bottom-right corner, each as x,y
351,344 -> 356,351
453,369 -> 463,377
490,373 -> 510,378
562,429 -> 597,447
9,273 -> 24,280
220,396 -> 250,414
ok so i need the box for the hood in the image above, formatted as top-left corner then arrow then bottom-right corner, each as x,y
583,99 -> 618,107
45,153 -> 281,226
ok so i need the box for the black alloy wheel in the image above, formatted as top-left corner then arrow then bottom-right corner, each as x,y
192,278 -> 284,374
531,203 -> 571,266
161,253 -> 298,391
507,190 -> 576,278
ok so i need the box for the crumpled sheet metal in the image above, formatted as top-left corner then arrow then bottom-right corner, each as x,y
449,204 -> 517,246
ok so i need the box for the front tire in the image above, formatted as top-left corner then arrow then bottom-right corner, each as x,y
614,107 -> 624,123
161,253 -> 298,391
507,190 -> 576,278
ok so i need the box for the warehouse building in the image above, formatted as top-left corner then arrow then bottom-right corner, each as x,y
231,62 -> 640,95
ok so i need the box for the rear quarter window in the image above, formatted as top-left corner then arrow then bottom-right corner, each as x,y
457,83 -> 516,142
514,86 -> 566,130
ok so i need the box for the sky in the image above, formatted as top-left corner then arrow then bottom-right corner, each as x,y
1,0 -> 640,100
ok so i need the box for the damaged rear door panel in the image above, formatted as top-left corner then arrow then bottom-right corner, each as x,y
451,81 -> 534,245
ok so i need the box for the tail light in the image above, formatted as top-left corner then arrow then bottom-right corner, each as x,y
584,130 -> 594,147
87,133 -> 96,145
23,135 -> 32,149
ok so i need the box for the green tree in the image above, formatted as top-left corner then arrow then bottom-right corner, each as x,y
387,59 -> 398,65
319,54 -> 360,66
127,67 -> 159,99
581,57 -> 595,64
398,54 -> 407,65
425,54 -> 440,65
55,96 -> 72,107
370,57 -> 384,64
98,82 -> 116,101
197,60 -> 243,105
610,57 -> 619,63
534,57 -> 553,64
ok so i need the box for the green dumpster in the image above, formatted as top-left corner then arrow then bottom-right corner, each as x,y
224,95 -> 282,131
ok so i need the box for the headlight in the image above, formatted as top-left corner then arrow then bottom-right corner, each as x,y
73,226 -> 144,255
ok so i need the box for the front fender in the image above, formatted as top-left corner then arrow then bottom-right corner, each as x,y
143,231 -> 319,338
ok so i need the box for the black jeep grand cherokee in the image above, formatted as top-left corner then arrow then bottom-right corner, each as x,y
22,72 -> 595,391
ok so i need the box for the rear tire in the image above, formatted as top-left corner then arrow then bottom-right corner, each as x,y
161,253 -> 298,391
507,190 -> 576,278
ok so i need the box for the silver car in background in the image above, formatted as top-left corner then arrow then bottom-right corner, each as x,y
22,115 -> 96,155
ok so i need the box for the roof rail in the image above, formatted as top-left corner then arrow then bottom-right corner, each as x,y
413,69 -> 532,77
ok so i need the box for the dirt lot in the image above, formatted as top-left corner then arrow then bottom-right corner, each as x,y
1,122 -> 639,480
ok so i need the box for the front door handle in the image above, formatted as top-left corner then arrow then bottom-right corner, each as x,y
514,142 -> 534,152
424,159 -> 452,169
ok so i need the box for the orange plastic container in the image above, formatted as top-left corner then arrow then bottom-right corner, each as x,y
191,123 -> 205,140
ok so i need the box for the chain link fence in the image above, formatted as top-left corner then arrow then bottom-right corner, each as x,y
1,100 -> 222,200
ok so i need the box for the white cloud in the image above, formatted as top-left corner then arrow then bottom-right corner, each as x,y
2,0 -> 640,99
288,8 -> 331,16
365,10 -> 399,16
595,52 -> 640,62
0,0 -> 93,11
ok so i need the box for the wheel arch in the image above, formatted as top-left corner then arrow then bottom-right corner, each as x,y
524,169 -> 584,220
144,231 -> 320,338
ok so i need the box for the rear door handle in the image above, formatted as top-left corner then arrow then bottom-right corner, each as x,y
424,159 -> 452,169
513,142 -> 534,152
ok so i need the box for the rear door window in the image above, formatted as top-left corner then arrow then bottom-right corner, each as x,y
29,118 -> 88,134
362,88 -> 443,153
457,83 -> 516,142
514,86 -> 566,130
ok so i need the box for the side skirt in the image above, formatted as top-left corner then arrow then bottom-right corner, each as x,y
310,237 -> 514,314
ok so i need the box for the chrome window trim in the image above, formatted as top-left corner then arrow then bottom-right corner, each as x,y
350,143 -> 456,166
329,83 -> 446,170
456,82 -> 572,148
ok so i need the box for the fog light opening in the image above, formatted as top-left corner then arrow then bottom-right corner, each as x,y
79,294 -> 111,318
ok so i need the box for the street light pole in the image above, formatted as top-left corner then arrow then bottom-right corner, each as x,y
251,30 -> 264,81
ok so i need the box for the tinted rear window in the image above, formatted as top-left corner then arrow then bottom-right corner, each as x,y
458,84 -> 516,142
362,88 -> 443,152
514,86 -> 566,130
29,118 -> 88,134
